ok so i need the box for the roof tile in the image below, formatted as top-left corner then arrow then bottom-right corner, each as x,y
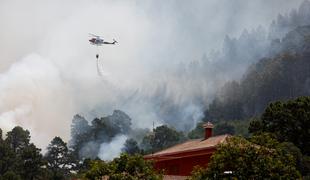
146,134 -> 230,157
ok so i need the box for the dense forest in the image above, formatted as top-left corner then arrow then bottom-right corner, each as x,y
204,25 -> 310,122
186,2 -> 310,138
154,0 -> 310,131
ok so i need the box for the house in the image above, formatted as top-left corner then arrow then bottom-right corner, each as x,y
144,122 -> 230,178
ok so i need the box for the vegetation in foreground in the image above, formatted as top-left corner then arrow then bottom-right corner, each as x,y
0,96 -> 309,179
189,96 -> 310,179
189,134 -> 301,179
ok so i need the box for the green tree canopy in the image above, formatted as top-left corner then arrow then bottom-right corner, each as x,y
0,171 -> 21,180
70,114 -> 92,159
0,140 -> 17,177
122,138 -> 140,155
5,126 -> 30,153
213,123 -> 235,136
0,128 -> 3,141
45,136 -> 75,180
83,154 -> 162,180
19,143 -> 45,180
189,134 -> 301,179
141,125 -> 186,153
250,96 -> 310,155
0,126 -> 47,180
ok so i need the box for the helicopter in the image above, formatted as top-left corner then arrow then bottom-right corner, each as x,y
89,33 -> 117,59
89,33 -> 117,46
88,33 -> 117,75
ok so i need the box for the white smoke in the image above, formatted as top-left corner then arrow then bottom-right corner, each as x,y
0,53 -> 74,147
0,105 -> 31,131
98,135 -> 127,161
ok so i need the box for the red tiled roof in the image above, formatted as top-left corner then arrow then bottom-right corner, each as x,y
145,134 -> 230,158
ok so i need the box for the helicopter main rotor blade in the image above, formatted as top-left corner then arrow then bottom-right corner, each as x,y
89,33 -> 100,38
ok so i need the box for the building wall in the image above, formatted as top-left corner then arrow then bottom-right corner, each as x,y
153,153 -> 213,176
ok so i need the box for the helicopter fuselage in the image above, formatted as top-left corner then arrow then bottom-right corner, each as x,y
89,38 -> 104,45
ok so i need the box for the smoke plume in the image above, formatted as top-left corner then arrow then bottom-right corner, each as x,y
98,135 -> 127,161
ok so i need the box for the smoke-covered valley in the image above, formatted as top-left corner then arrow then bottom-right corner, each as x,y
0,0 -> 308,158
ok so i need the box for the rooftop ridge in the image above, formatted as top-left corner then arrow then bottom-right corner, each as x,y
145,134 -> 230,158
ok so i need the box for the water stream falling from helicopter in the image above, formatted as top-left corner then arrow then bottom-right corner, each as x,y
96,55 -> 105,76
88,33 -> 117,76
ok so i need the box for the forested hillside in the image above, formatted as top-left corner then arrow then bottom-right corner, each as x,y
204,25 -> 310,122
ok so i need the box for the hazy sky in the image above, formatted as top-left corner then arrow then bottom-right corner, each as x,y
0,0 -> 305,149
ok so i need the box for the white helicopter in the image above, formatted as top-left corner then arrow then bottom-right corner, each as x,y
89,33 -> 117,59
89,33 -> 117,46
